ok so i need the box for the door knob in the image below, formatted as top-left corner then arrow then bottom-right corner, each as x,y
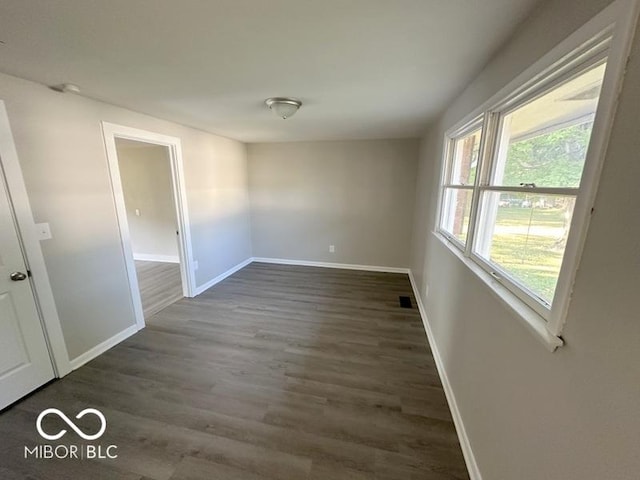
10,272 -> 27,281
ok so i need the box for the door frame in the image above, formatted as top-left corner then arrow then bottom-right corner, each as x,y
102,122 -> 195,329
0,101 -> 71,377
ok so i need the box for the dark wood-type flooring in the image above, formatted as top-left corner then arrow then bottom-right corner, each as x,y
0,262 -> 469,479
135,260 -> 183,318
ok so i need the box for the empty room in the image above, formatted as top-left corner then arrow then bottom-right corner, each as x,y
0,1 -> 638,479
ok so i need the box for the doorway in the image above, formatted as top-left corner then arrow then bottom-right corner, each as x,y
116,138 -> 184,318
102,123 -> 195,328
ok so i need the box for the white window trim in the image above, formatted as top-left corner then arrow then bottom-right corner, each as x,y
438,116 -> 484,248
434,0 -> 640,351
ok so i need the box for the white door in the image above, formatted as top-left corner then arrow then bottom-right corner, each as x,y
0,166 -> 54,410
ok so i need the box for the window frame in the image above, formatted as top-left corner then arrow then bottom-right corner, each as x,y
438,118 -> 484,250
434,0 -> 640,351
474,56 -> 607,320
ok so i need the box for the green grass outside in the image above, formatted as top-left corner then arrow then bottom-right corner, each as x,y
489,206 -> 567,303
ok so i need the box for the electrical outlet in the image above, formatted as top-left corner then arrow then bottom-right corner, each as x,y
135,208 -> 141,216
193,260 -> 199,271
329,245 -> 335,253
425,284 -> 430,298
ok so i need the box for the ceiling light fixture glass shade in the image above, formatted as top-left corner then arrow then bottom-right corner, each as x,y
49,83 -> 81,94
265,97 -> 302,119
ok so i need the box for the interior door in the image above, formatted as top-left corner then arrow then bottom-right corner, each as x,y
0,164 -> 54,410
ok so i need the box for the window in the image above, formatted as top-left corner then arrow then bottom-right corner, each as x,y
436,28 -> 621,343
475,60 -> 607,314
440,125 -> 482,245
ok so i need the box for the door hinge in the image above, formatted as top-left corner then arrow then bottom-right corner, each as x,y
27,270 -> 32,277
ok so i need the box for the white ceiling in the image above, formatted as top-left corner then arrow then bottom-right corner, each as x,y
0,0 -> 541,143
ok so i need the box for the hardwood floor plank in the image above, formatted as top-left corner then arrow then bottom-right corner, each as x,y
136,260 -> 183,318
170,455 -> 271,480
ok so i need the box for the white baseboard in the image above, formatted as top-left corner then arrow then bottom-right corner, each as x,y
408,270 -> 482,480
69,324 -> 139,371
193,256 -> 407,296
252,257 -> 409,274
194,257 -> 253,296
133,253 -> 180,263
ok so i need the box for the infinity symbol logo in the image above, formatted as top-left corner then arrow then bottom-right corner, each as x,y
36,408 -> 107,441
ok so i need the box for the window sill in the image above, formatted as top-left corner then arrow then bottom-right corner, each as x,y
432,231 -> 564,352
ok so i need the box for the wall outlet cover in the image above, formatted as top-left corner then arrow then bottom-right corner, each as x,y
35,222 -> 52,241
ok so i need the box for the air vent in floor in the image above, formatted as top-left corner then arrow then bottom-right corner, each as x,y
399,296 -> 413,309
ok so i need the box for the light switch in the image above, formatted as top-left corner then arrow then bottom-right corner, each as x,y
135,209 -> 141,216
35,222 -> 52,241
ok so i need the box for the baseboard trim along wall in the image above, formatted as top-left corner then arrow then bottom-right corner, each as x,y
69,324 -> 139,371
70,256 -> 405,371
252,257 -> 409,274
408,270 -> 482,480
192,256 -> 409,297
194,257 -> 254,296
133,253 -> 180,263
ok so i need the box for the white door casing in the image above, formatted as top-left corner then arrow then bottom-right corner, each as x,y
102,122 -> 196,330
0,166 -> 54,410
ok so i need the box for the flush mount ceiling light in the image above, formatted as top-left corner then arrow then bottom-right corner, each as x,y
265,97 -> 302,119
49,83 -> 81,94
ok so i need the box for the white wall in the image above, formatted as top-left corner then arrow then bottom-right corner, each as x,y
0,72 -> 252,361
116,142 -> 179,262
248,139 -> 419,268
410,0 -> 640,478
